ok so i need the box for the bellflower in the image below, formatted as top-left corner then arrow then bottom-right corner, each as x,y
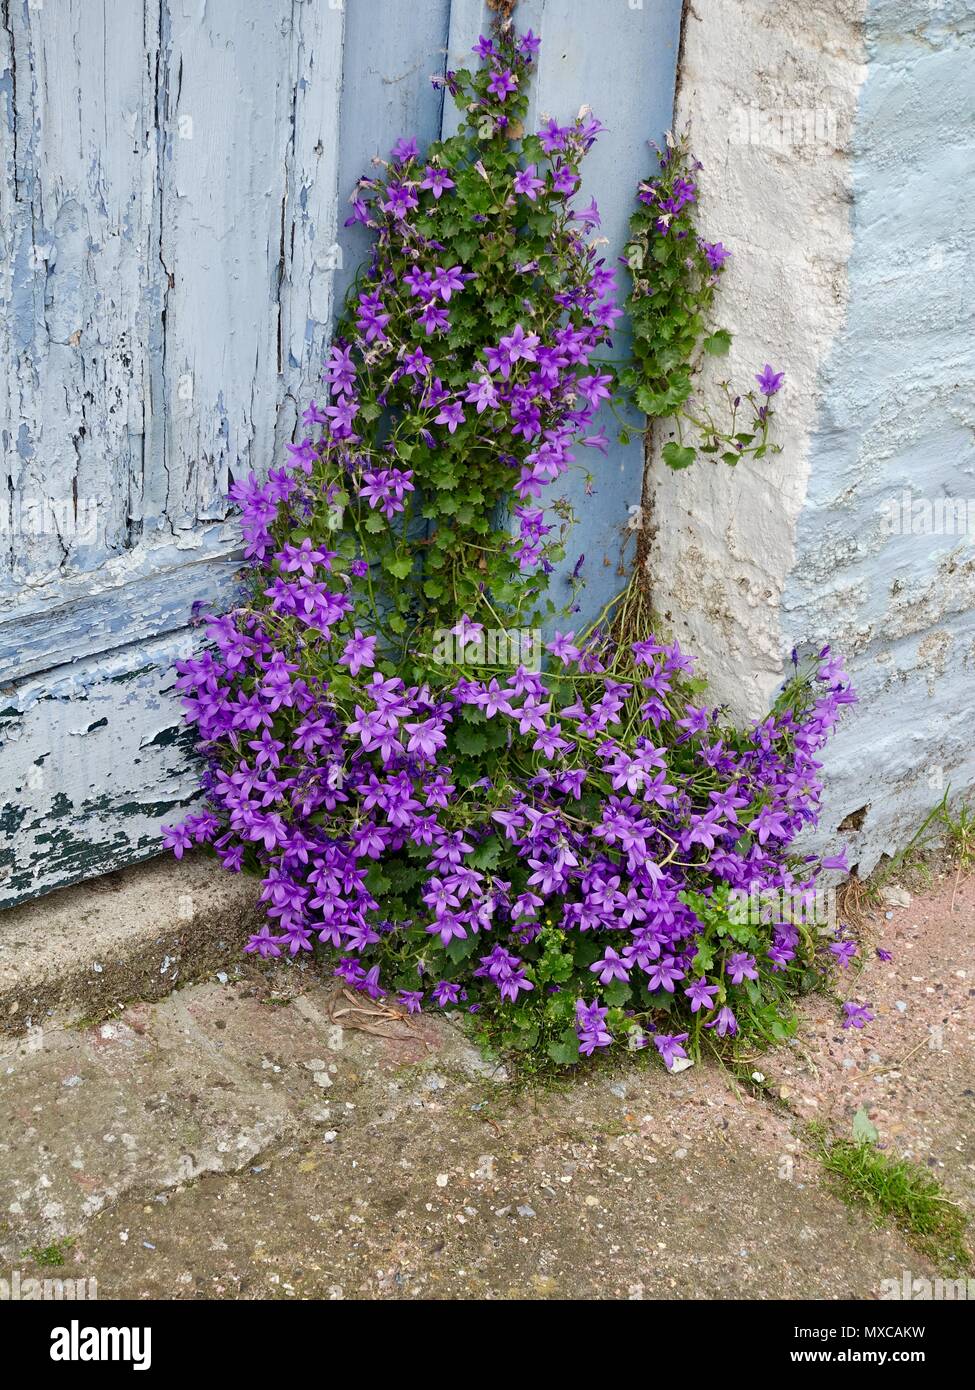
167,26 -> 859,1075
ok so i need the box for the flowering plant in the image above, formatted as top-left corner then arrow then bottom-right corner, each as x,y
622,134 -> 783,470
165,25 -> 862,1069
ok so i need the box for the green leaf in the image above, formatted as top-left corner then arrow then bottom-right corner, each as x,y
662,442 -> 696,470
445,934 -> 477,963
692,941 -> 715,973
384,555 -> 414,580
468,836 -> 502,870
364,866 -> 391,895
602,979 -> 632,1008
703,328 -> 732,356
455,725 -> 488,756
547,1028 -> 581,1066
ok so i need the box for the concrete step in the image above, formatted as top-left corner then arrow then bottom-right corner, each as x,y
0,853 -> 260,1035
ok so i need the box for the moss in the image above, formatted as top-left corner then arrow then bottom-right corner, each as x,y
813,1128 -> 971,1275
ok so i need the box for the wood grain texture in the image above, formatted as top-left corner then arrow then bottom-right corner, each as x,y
1,0 -> 346,637
1,630 -> 204,905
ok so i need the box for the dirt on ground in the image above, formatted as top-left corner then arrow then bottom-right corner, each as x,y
0,870 -> 971,1300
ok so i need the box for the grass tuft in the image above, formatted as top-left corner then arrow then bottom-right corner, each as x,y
21,1237 -> 75,1268
814,1130 -> 971,1273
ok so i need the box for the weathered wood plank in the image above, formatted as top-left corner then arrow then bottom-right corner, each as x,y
148,1 -> 303,531
1,0 -> 348,671
331,0 -> 451,315
0,535 -> 242,682
273,0 -> 348,451
1,0 -> 350,902
0,630 -> 203,907
0,0 -> 161,591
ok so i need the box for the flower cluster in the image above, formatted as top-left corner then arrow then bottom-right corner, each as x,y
166,26 -> 864,1067
294,24 -> 620,642
169,566 -> 859,1062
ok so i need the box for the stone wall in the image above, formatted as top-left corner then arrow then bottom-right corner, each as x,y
646,0 -> 974,873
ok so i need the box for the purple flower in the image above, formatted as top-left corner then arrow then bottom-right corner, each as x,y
705,1006 -> 738,1038
390,136 -> 419,164
755,363 -> 784,396
426,912 -> 466,948
161,823 -> 192,859
842,1001 -> 875,1030
590,947 -> 630,986
513,164 -> 546,201
358,965 -> 387,1000
432,980 -> 462,1008
431,265 -> 467,302
748,805 -> 789,844
538,118 -> 568,154
684,977 -> 719,1013
546,630 -> 581,666
420,165 -> 455,199
654,1032 -> 689,1070
435,400 -> 465,434
829,940 -> 858,969
575,999 -> 612,1056
244,926 -> 283,959
381,183 -> 418,220
645,957 -> 685,994
487,67 -> 518,101
726,952 -> 759,985
700,239 -> 730,270
338,629 -> 377,677
417,302 -> 450,335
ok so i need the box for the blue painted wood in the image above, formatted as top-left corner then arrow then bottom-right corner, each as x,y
0,0 -> 681,906
332,0 -> 452,315
1,0 -> 350,904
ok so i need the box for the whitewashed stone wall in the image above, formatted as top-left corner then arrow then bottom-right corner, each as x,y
646,0 -> 974,874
